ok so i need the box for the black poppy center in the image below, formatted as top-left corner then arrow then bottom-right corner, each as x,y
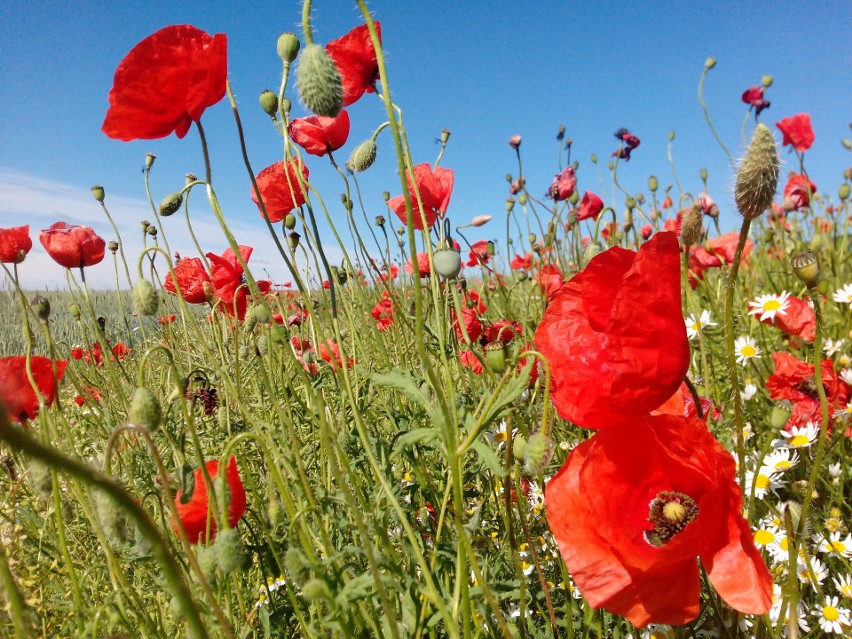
645,491 -> 699,547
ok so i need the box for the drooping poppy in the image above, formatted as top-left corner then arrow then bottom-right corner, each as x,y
325,23 -> 381,106
252,160 -> 310,223
782,173 -> 817,211
173,456 -> 246,544
741,86 -> 770,117
612,128 -> 640,161
0,356 -> 68,424
577,191 -> 604,221
0,226 -> 32,264
775,114 -> 814,152
387,163 -> 454,231
697,193 -> 719,218
535,231 -> 689,429
206,245 -> 254,320
102,25 -> 227,141
289,110 -> 350,157
545,414 -> 773,627
548,166 -> 576,201
163,257 -> 212,304
39,223 -> 106,269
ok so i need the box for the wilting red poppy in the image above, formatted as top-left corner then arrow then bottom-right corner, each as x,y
164,258 -> 212,304
697,193 -> 719,218
510,253 -> 533,271
765,352 -> 849,427
466,240 -> 490,267
289,110 -> 350,157
0,226 -> 32,264
535,232 -> 689,429
546,414 -> 772,627
536,264 -> 563,300
741,86 -> 770,117
775,113 -> 814,152
173,456 -> 246,544
757,295 -> 815,342
548,166 -> 576,201
371,291 -> 394,331
387,163 -> 454,231
252,160 -> 310,223
0,356 -> 68,424
102,25 -> 227,141
577,191 -> 604,221
612,128 -> 640,161
782,173 -> 817,211
325,23 -> 381,106
404,252 -> 431,278
39,223 -> 106,269
206,245 -> 254,320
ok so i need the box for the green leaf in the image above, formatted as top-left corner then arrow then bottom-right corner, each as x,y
393,428 -> 444,456
371,367 -> 445,427
470,440 -> 506,478
477,366 -> 530,434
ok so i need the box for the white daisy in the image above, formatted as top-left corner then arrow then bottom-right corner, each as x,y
741,383 -> 758,401
745,467 -> 785,499
685,309 -> 716,340
833,283 -> 852,306
813,595 -> 850,635
753,524 -> 781,550
798,556 -> 829,588
823,337 -> 847,358
734,335 -> 762,365
841,368 -> 852,386
748,291 -> 791,322
770,583 -> 810,633
780,422 -> 820,448
641,625 -> 675,639
828,462 -> 842,483
762,449 -> 799,473
815,532 -> 852,559
834,401 -> 852,421
486,420 -> 516,448
833,573 -> 852,599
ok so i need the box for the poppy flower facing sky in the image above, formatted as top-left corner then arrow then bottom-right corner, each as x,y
251,160 -> 310,223
545,414 -> 772,627
387,163 -> 454,231
535,231 -> 689,429
102,25 -> 227,141
775,113 -> 815,152
326,23 -> 382,106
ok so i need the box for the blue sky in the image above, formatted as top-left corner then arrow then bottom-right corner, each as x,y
1,0 -> 849,289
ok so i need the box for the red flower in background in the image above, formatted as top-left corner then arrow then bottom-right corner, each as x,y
652,382 -> 718,422
102,25 -> 227,141
757,295 -> 816,342
486,320 -> 522,344
371,291 -> 394,331
707,232 -> 754,265
741,86 -> 770,117
39,223 -> 106,269
466,240 -> 490,267
379,264 -> 399,282
0,356 -> 68,424
173,456 -> 246,544
158,314 -> 177,326
404,252 -> 431,278
252,160 -> 310,223
326,23 -> 381,106
74,386 -> 102,407
459,350 -> 484,374
0,226 -> 32,264
765,352 -> 849,427
387,163 -> 454,231
164,257 -> 212,304
577,191 -> 604,221
698,193 -> 719,218
112,343 -> 132,360
535,232 -> 689,429
776,113 -> 814,152
510,253 -> 533,270
640,224 -> 653,240
548,166 -> 576,201
782,173 -> 817,211
536,264 -> 563,300
319,341 -> 356,371
206,245 -> 255,320
612,128 -> 640,161
546,414 -> 772,627
289,110 -> 350,157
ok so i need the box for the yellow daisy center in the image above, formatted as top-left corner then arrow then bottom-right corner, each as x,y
774,461 -> 792,470
788,435 -> 809,447
756,474 -> 772,489
494,431 -> 508,442
841,584 -> 852,598
741,345 -> 756,357
754,529 -> 775,545
763,299 -> 781,311
828,540 -> 846,554
823,605 -> 839,621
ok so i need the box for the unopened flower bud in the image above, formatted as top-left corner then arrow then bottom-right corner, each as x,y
648,175 -> 659,192
133,279 -> 159,316
108,241 -> 119,253
382,191 -> 390,202
129,387 -> 162,431
668,130 -> 675,142
790,251 -> 819,288
348,138 -> 377,172
557,125 -> 566,140
91,185 -> 105,203
518,193 -> 527,206
252,304 -> 272,325
679,204 -> 704,247
159,192 -> 183,217
148,225 -> 158,238
297,44 -> 343,117
284,213 -> 297,230
69,303 -> 81,320
471,215 -> 492,227
524,432 -> 554,475
259,90 -> 278,117
569,191 -> 580,206
512,434 -> 527,461
839,183 -> 850,200
625,197 -> 636,211
761,75 -> 774,88
30,295 -> 50,322
590,154 -> 598,164
185,173 -> 197,185
699,168 -> 708,182
508,134 -> 522,149
704,57 -> 717,69
281,97 -> 291,115
277,32 -> 301,63
213,528 -> 246,574
145,153 -> 156,169
303,578 -> 333,602
735,123 -> 779,220
770,401 -> 793,430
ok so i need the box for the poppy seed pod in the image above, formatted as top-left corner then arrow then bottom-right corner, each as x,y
769,401 -> 793,430
133,279 -> 159,316
432,248 -> 462,279
30,295 -> 50,322
699,168 -> 708,181
288,231 -> 300,249
790,251 -> 819,289
108,241 -> 119,253
159,192 -> 183,217
91,185 -> 105,202
129,387 -> 162,431
505,198 -> 515,213
259,89 -> 278,117
297,44 -> 343,117
277,32 -> 300,63
735,124 -> 779,220
484,342 -> 508,373
283,213 -> 297,230
348,138 -> 377,172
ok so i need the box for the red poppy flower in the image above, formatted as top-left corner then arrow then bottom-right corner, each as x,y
664,212 -> 683,235
536,264 -> 563,300
546,413 -> 772,627
163,257 -> 212,304
548,166 -> 576,201
157,314 -> 177,326
325,23 -> 381,106
102,25 -> 227,141
741,86 -> 770,117
775,113 -> 814,152
612,128 -> 640,161
706,232 -> 754,265
206,245 -> 254,320
535,232 -> 689,429
0,356 -> 68,424
252,160 -> 310,223
453,308 -> 483,345
0,226 -> 32,264
289,110 -> 350,157
387,163 -> 454,231
74,386 -> 102,407
661,195 -> 673,211
765,352 -> 849,418
404,252 -> 431,278
173,456 -> 246,544
371,291 -> 394,331
486,320 -> 522,344
112,343 -> 132,360
757,295 -> 815,342
319,341 -> 356,371
466,240 -> 490,267
782,173 -> 817,211
39,223 -> 106,269
652,382 -> 717,422
459,350 -> 484,374
510,253 -> 533,271
577,191 -> 604,221
640,224 -> 653,240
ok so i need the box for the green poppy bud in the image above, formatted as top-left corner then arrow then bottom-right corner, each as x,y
129,387 -> 162,431
648,175 -> 659,192
761,75 -> 774,88
347,138 -> 377,172
159,192 -> 183,217
297,44 -> 343,117
512,434 -> 527,461
699,168 -> 708,182
133,279 -> 159,316
524,432 -> 554,475
704,57 -> 717,69
108,241 -> 119,253
735,123 -> 779,220
213,528 -> 246,574
839,183 -> 850,201
284,213 -> 297,230
259,90 -> 278,117
69,303 -> 81,320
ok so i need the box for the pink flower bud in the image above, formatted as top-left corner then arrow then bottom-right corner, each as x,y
471,215 -> 492,227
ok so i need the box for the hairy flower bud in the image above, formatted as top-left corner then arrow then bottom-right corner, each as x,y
30,295 -> 50,322
159,192 -> 183,217
133,279 -> 159,316
524,432 -> 554,475
735,123 -> 779,220
213,528 -> 246,574
679,204 -> 704,247
347,138 -> 377,172
297,44 -> 343,117
129,387 -> 162,431
761,75 -> 774,88
512,434 -> 527,461
648,175 -> 659,193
